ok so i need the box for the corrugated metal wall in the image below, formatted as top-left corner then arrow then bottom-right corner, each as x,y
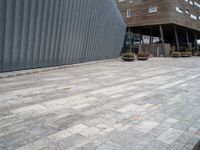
0,0 -> 126,72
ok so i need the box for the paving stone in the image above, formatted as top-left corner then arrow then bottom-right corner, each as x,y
67,124 -> 88,134
167,142 -> 185,150
116,104 -> 144,113
15,138 -> 50,150
134,120 -> 159,133
181,147 -> 191,150
186,137 -> 200,147
96,141 -> 122,150
175,134 -> 192,145
157,128 -> 183,145
172,121 -> 192,131
72,103 -> 90,110
47,129 -> 72,142
165,118 -> 179,124
144,140 -> 169,150
58,134 -> 86,149
122,144 -> 144,150
110,128 -> 155,147
80,127 -> 100,137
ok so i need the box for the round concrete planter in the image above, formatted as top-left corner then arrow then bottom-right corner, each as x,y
171,52 -> 181,58
121,56 -> 135,61
137,57 -> 149,60
137,53 -> 149,60
180,52 -> 192,57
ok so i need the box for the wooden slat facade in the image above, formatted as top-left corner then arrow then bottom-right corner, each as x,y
116,0 -> 200,31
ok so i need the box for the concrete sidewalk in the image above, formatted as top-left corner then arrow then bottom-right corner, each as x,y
0,58 -> 200,150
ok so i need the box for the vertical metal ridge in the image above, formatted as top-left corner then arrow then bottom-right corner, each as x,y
3,0 -> 15,71
33,0 -> 44,68
0,0 -> 6,71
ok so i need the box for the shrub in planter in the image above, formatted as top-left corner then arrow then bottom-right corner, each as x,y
121,52 -> 136,61
171,52 -> 181,57
184,48 -> 192,52
137,52 -> 149,60
180,52 -> 192,57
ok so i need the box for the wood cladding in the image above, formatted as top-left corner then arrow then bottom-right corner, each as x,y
116,0 -> 200,31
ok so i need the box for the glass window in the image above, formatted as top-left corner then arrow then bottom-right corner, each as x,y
129,0 -> 134,3
127,9 -> 132,18
149,7 -> 158,13
190,1 -> 194,5
191,14 -> 197,20
176,7 -> 183,14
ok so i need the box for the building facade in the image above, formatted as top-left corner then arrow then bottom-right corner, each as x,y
116,0 -> 200,55
0,0 -> 126,72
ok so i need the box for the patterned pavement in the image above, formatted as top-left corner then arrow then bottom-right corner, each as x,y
0,58 -> 200,150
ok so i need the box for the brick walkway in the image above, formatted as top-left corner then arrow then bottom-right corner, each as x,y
0,58 -> 200,150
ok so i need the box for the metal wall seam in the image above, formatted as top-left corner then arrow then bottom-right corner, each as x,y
54,0 -> 65,66
19,0 -> 31,69
84,0 -> 94,63
12,0 -> 23,70
96,0 -> 104,60
98,0 -> 107,60
71,0 -> 81,64
49,0 -> 60,67
90,0 -> 99,62
80,0 -> 89,63
81,0 -> 92,62
76,0 -> 85,63
44,0 -> 55,67
3,0 -> 15,71
59,0 -> 69,65
87,0 -> 96,62
33,0 -> 44,68
64,0 -> 74,64
0,1 -> 6,70
26,0 -> 38,69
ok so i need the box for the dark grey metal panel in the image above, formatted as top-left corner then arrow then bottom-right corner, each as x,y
0,0 -> 126,72
26,0 -> 38,69
3,0 -> 15,71
0,0 -> 6,71
33,0 -> 44,68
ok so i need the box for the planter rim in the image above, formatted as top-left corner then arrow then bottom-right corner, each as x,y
137,57 -> 149,60
121,56 -> 135,61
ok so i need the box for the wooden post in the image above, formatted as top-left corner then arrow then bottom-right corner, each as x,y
159,25 -> 165,56
198,32 -> 200,52
195,32 -> 198,45
186,29 -> 190,48
148,28 -> 153,54
174,25 -> 180,52
140,31 -> 144,52
151,36 -> 154,43
141,33 -> 144,45
149,36 -> 152,44
128,28 -> 132,52
132,30 -> 135,53
149,28 -> 153,44
195,32 -> 199,52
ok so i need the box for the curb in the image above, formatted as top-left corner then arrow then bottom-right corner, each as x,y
0,59 -> 118,79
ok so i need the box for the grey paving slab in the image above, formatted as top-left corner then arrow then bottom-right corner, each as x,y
145,140 -> 169,150
0,58 -> 200,150
157,128 -> 183,145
